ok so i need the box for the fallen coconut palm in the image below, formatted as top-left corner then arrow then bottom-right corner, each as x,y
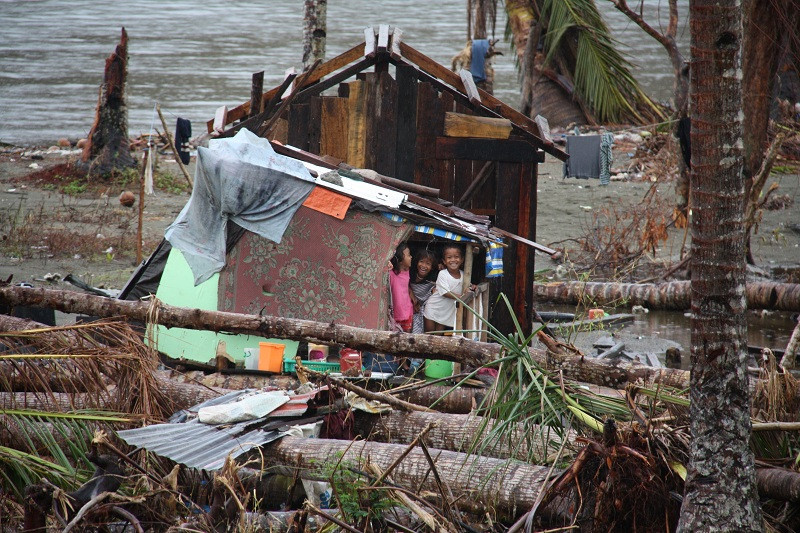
534,280 -> 800,311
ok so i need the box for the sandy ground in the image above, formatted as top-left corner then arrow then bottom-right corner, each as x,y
535,153 -> 800,279
1,141 -> 799,293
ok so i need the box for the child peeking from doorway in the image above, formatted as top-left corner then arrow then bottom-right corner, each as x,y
423,244 -> 476,332
409,248 -> 438,334
389,243 -> 414,333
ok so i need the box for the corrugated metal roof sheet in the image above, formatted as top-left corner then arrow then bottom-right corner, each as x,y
119,387 -> 328,471
118,422 -> 283,471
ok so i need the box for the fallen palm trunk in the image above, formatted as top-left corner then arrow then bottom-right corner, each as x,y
395,384 -> 482,414
152,374 -> 232,412
170,369 -> 481,413
756,467 -> 800,502
534,280 -> 800,311
0,286 -> 496,367
0,391 -> 114,412
0,415 -> 105,451
263,436 -> 558,521
354,410 -> 569,461
0,364 -> 228,411
1,361 -> 108,393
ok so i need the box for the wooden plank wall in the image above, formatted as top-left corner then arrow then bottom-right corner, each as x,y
414,82 -> 445,190
394,64 -> 417,182
278,66 -> 508,217
320,96 -> 349,161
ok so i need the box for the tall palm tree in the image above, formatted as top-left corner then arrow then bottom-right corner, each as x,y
678,0 -> 762,529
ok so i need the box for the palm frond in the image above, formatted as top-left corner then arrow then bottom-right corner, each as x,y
454,293 -> 691,469
0,413 -> 99,498
0,318 -> 173,420
532,0 -> 664,123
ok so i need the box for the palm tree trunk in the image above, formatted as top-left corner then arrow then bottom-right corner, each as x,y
354,410 -> 569,461
264,436 -> 558,521
533,280 -> 800,311
679,0 -> 762,529
302,0 -> 327,71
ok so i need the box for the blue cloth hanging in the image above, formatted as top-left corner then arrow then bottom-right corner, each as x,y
470,39 -> 490,84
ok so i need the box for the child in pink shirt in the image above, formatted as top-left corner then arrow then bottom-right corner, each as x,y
389,243 -> 414,332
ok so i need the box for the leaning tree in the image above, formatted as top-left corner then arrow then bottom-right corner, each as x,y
678,0 -> 762,530
504,0 -> 664,128
607,0 -> 799,241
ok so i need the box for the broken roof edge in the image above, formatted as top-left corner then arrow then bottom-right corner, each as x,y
275,142 -> 501,245
206,40 -> 367,132
208,27 -> 567,161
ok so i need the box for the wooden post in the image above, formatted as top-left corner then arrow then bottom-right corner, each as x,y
394,63 -> 418,182
517,161 -> 537,335
492,162 -> 521,336
136,151 -> 146,265
455,243 -> 476,374
249,71 -> 264,117
156,104 -> 193,189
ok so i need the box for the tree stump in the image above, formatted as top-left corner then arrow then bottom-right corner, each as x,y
77,27 -> 136,178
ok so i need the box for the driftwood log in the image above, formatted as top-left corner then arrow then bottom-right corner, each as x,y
534,280 -> 800,311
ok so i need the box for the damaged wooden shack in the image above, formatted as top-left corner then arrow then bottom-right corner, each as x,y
208,25 -> 567,336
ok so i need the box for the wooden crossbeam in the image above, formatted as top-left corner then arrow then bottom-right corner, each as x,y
435,137 -> 545,163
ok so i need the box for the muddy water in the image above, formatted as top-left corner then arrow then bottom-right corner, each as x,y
0,0 -> 688,145
543,304 -> 796,370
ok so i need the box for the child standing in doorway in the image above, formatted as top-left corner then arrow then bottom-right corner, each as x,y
389,243 -> 414,333
409,249 -> 438,334
423,244 -> 475,332
408,249 -> 438,373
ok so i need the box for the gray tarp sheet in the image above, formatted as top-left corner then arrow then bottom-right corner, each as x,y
165,129 -> 315,285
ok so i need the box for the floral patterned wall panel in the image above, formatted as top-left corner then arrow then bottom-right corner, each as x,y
219,206 -> 410,330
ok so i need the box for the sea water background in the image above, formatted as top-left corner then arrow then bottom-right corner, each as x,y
0,0 -> 689,146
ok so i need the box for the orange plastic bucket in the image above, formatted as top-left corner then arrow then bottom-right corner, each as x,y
258,342 -> 285,372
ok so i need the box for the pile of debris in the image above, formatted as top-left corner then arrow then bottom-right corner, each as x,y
3,287 -> 800,531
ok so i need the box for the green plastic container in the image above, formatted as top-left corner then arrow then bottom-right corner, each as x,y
425,359 -> 454,379
283,359 -> 340,374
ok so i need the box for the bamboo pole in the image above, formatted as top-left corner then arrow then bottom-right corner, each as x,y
136,151 -> 146,264
156,104 -> 193,188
